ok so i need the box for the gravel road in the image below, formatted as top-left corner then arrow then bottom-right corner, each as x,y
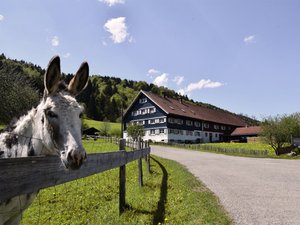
151,145 -> 300,225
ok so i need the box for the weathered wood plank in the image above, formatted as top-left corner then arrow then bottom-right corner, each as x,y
0,148 -> 150,202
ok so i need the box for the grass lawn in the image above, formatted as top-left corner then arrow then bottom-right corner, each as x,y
83,118 -> 121,137
21,139 -> 232,225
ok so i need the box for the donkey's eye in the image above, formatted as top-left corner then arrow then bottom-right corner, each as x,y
47,110 -> 58,118
79,112 -> 83,119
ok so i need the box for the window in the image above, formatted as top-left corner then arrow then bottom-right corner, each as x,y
186,130 -> 193,136
169,129 -> 181,134
149,107 -> 156,114
194,131 -> 201,136
168,118 -> 175,123
149,119 -> 155,124
139,98 -> 147,104
159,128 -> 165,134
138,120 -> 144,125
215,133 -> 218,138
159,118 -> 166,123
175,118 -> 183,124
186,120 -> 193,126
221,126 -> 226,130
204,123 -> 209,128
141,109 -> 147,115
214,125 -> 219,130
195,121 -> 201,127
150,129 -> 155,135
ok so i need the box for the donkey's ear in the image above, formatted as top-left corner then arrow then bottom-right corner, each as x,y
44,56 -> 61,95
68,61 -> 89,96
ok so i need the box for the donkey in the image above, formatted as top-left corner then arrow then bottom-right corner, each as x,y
0,56 -> 89,225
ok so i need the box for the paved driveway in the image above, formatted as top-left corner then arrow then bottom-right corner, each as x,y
151,145 -> 300,225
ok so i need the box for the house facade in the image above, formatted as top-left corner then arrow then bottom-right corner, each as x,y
123,91 -> 247,143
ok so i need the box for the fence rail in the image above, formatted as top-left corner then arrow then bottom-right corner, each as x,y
0,139 -> 150,214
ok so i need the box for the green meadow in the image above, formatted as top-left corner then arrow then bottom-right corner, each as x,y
21,139 -> 232,225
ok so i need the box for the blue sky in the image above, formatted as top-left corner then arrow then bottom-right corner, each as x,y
1,0 -> 300,120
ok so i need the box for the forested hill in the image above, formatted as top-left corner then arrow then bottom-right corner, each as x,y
0,54 -> 258,125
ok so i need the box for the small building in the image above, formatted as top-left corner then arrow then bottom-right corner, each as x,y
82,127 -> 100,136
230,126 -> 262,142
123,90 -> 248,143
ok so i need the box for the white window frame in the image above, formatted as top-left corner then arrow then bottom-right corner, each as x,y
139,98 -> 147,104
159,128 -> 165,134
186,120 -> 193,126
150,129 -> 156,135
159,118 -> 165,123
149,107 -> 156,114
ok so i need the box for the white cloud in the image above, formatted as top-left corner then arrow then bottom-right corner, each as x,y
0,15 -> 4,21
104,17 -> 129,44
63,52 -> 71,58
173,76 -> 184,86
51,36 -> 59,47
147,68 -> 160,78
186,79 -> 224,92
177,89 -> 185,96
244,35 -> 256,44
153,73 -> 169,87
100,0 -> 125,7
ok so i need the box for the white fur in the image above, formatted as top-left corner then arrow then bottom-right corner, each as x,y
0,56 -> 89,225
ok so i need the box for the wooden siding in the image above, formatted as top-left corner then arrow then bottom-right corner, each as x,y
123,93 -> 167,130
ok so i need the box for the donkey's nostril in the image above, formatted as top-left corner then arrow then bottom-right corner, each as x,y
67,151 -> 73,161
66,149 -> 85,170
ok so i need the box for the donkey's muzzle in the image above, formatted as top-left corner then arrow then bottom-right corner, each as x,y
66,149 -> 87,170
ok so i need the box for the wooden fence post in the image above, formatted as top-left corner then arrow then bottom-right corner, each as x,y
119,138 -> 126,214
146,141 -> 151,174
138,138 -> 143,187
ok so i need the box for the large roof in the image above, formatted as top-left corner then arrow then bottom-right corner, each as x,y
140,91 -> 247,127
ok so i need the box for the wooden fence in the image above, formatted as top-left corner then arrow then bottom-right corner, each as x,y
155,142 -> 269,156
0,138 -> 150,214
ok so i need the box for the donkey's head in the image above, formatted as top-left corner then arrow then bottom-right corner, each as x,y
34,56 -> 89,169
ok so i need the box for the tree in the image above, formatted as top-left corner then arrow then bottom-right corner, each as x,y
0,62 -> 39,124
99,120 -> 111,136
261,113 -> 300,155
127,124 -> 145,141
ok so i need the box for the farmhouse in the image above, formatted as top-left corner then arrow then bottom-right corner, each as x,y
123,90 -> 248,143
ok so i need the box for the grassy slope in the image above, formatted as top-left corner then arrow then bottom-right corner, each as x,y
83,118 -> 121,137
21,139 -> 232,225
